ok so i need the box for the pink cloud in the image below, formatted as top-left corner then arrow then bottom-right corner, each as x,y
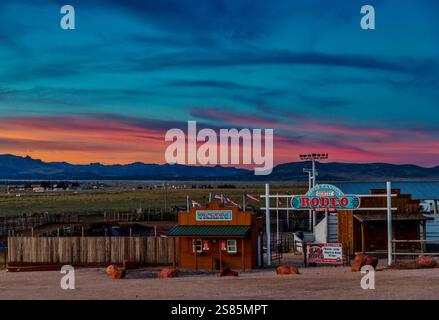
0,113 -> 437,167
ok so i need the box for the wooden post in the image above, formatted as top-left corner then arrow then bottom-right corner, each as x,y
422,222 -> 427,253
219,240 -> 222,270
361,222 -> 365,253
392,223 -> 396,239
172,237 -> 176,268
422,221 -> 427,241
303,241 -> 308,267
241,239 -> 245,272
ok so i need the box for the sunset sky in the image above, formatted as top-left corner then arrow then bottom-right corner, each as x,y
0,0 -> 438,167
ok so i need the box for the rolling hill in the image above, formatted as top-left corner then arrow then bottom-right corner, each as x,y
0,154 -> 438,181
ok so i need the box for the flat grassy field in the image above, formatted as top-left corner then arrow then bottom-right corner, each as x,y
0,186 -> 307,216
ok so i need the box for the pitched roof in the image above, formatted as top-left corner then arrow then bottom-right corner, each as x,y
353,213 -> 431,223
168,225 -> 251,237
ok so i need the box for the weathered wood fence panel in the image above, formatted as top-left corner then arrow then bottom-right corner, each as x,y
7,236 -> 179,266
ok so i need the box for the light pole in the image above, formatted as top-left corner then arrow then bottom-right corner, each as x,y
300,153 -> 329,188
303,168 -> 313,231
300,153 -> 329,231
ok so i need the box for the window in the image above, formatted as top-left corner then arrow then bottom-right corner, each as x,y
202,240 -> 210,251
226,239 -> 237,253
192,239 -> 202,253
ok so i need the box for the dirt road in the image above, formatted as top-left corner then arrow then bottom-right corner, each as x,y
0,264 -> 438,300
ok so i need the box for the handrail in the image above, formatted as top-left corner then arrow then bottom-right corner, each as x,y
392,239 -> 439,243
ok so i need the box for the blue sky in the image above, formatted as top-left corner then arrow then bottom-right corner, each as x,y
0,0 -> 438,166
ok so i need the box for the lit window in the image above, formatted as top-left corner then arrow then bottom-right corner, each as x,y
220,240 -> 227,251
202,240 -> 210,251
193,239 -> 202,253
227,239 -> 237,253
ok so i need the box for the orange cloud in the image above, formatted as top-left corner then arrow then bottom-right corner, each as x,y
0,116 -> 167,164
0,114 -> 437,167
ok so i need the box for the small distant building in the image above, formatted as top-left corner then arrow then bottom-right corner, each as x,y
168,203 -> 263,271
33,187 -> 45,193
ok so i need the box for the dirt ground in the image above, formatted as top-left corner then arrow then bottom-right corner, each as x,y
0,255 -> 438,300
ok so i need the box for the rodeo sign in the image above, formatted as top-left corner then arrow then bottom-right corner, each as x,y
291,184 -> 360,212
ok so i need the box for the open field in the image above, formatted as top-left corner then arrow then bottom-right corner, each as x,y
0,186 -> 306,216
0,256 -> 438,300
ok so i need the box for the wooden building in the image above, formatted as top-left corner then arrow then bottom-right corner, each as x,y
168,203 -> 263,270
338,189 -> 429,255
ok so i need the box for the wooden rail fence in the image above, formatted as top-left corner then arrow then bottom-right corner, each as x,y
7,236 -> 179,266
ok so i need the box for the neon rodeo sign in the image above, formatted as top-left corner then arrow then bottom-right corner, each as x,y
291,184 -> 360,212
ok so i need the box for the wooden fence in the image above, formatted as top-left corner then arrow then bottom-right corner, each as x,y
7,236 -> 179,266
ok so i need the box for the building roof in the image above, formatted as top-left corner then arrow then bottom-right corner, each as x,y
334,182 -> 439,200
353,213 -> 431,223
168,225 -> 251,237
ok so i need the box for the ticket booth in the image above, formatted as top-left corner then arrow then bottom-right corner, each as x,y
168,203 -> 263,271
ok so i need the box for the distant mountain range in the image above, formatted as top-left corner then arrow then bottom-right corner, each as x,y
0,154 -> 438,182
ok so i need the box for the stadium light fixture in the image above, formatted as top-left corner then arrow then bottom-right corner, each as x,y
299,153 -> 329,187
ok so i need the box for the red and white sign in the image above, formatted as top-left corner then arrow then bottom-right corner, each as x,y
306,243 -> 343,264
